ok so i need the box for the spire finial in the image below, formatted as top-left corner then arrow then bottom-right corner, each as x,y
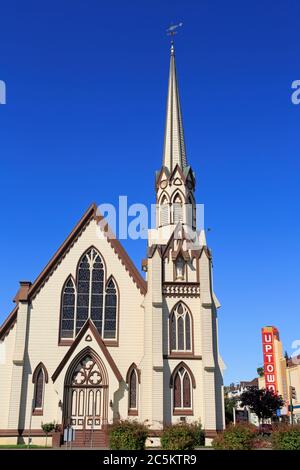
166,22 -> 183,55
162,22 -> 187,171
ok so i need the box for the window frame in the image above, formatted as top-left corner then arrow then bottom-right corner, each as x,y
59,247 -> 119,345
170,362 -> 196,416
32,363 -> 48,416
169,302 -> 193,355
126,363 -> 140,416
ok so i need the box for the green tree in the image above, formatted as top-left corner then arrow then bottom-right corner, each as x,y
224,396 -> 237,425
257,367 -> 264,377
41,422 -> 55,448
240,387 -> 284,424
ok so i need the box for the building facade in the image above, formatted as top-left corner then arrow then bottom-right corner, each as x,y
0,44 -> 225,446
260,326 -> 300,423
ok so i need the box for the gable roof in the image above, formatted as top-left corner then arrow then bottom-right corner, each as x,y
0,203 -> 147,339
51,319 -> 123,383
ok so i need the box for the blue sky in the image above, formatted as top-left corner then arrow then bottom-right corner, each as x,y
0,0 -> 299,384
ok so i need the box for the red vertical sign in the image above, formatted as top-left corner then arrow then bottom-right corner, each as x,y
262,327 -> 278,393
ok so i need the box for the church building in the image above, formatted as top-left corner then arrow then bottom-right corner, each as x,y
0,43 -> 225,446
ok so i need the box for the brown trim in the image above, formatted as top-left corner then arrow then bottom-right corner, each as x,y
13,202 -> 145,305
58,339 -> 73,346
58,274 -> 76,345
164,354 -> 202,360
173,409 -> 193,416
32,409 -> 43,416
125,363 -> 141,384
0,429 -> 54,437
169,361 -> 196,389
0,305 -> 18,341
29,204 -> 96,300
52,319 -> 123,383
205,430 -> 219,439
128,410 -> 138,416
32,362 -> 49,384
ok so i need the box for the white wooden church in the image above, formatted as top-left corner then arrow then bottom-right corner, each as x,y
0,44 -> 225,447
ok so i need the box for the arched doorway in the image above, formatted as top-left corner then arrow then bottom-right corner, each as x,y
63,348 -> 108,446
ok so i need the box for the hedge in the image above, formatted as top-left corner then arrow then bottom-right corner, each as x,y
161,422 -> 204,450
109,420 -> 148,450
212,423 -> 258,450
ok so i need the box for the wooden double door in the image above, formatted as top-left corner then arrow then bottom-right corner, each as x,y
64,352 -> 108,446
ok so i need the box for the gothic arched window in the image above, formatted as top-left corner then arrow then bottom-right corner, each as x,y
126,364 -> 140,415
173,367 -> 191,409
61,277 -> 76,338
60,247 -> 119,341
76,248 -> 104,335
187,194 -> 196,229
159,194 -> 169,226
104,278 -> 117,339
170,363 -> 195,414
32,363 -> 48,415
170,302 -> 192,352
173,193 -> 183,224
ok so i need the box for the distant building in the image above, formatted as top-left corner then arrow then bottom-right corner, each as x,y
226,379 -> 259,426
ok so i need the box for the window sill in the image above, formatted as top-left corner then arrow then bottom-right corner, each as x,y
166,352 -> 196,358
173,409 -> 193,416
58,339 -> 118,347
128,409 -> 138,416
32,409 -> 43,416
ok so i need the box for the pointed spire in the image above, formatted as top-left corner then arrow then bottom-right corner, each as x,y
162,42 -> 187,171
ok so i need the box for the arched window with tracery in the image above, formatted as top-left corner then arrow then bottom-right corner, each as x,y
159,194 -> 169,226
126,364 -> 140,415
76,248 -> 104,335
170,302 -> 192,353
104,278 -> 117,339
60,247 -> 119,341
173,193 -> 183,224
170,363 -> 195,415
32,363 -> 48,415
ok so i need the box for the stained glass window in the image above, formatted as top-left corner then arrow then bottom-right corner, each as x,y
104,279 -> 117,339
170,303 -> 192,352
173,366 -> 192,410
60,248 -> 119,340
61,278 -> 75,338
129,369 -> 137,409
34,369 -> 44,409
76,248 -> 104,335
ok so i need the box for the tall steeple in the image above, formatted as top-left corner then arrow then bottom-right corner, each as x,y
163,42 -> 187,171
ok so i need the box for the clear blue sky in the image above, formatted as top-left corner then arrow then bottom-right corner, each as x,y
0,0 -> 299,385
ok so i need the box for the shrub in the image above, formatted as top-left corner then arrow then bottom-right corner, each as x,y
161,422 -> 203,450
212,423 -> 258,450
271,424 -> 300,450
252,435 -> 272,449
109,420 -> 148,450
190,421 -> 205,447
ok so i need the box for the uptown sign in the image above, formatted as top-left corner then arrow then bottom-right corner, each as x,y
262,327 -> 278,393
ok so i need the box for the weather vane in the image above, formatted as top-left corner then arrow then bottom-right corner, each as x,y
166,22 -> 183,51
